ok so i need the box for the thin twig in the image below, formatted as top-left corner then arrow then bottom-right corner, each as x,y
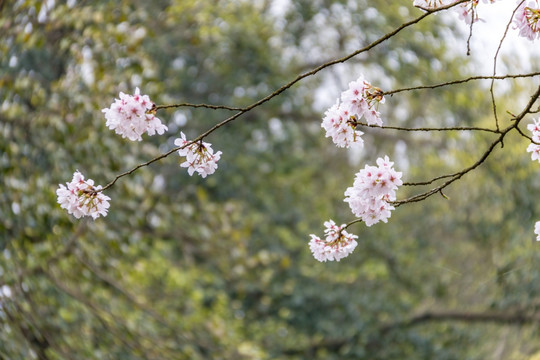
515,125 -> 535,143
356,122 -> 500,133
466,6 -> 475,56
394,85 -> 540,206
404,173 -> 456,186
97,0 -> 469,193
344,218 -> 363,230
489,1 -> 524,131
154,103 -> 243,111
383,72 -> 540,96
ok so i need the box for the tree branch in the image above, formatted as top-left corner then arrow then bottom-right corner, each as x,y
97,1 -> 469,193
394,85 -> 540,205
383,71 -> 540,96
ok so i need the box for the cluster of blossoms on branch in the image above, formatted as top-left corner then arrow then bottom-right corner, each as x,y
308,156 -> 402,262
514,1 -> 540,40
101,87 -> 168,141
344,156 -> 403,227
57,3 -> 539,257
174,132 -> 222,178
309,220 -> 358,262
58,89 -> 222,219
414,0 -> 540,40
312,73 -> 402,262
56,171 -> 110,219
321,75 -> 384,148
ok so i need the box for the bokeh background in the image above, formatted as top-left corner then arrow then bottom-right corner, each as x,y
2,0 -> 540,359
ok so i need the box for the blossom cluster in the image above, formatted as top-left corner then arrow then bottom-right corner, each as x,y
102,87 -> 168,141
58,87 -> 228,218
321,75 -> 385,148
514,1 -> 540,41
309,220 -> 359,262
527,118 -> 540,162
56,171 -> 111,219
174,132 -> 222,178
344,156 -> 403,226
413,1 -> 540,31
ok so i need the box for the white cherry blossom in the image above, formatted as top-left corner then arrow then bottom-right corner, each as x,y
514,1 -> 540,41
174,132 -> 222,178
321,101 -> 364,148
57,171 -> 110,219
344,156 -> 403,226
321,75 -> 384,149
102,87 -> 168,141
309,220 -> 358,262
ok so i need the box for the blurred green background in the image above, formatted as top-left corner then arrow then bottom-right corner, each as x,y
1,0 -> 540,359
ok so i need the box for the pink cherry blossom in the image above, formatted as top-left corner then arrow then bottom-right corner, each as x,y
341,75 -> 385,126
309,220 -> 358,262
453,0 -> 500,24
321,101 -> 364,148
321,75 -> 384,149
102,88 -> 168,141
174,132 -> 222,178
513,1 -> 540,41
57,171 -> 111,219
344,156 -> 402,226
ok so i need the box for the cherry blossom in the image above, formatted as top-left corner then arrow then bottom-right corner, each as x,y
57,171 -> 111,219
513,1 -> 540,41
174,132 -> 222,178
321,75 -> 384,148
321,101 -> 364,148
309,220 -> 358,262
341,75 -> 385,126
344,156 -> 403,226
453,0 -> 500,24
413,0 -> 450,10
526,118 -> 540,162
102,87 -> 168,141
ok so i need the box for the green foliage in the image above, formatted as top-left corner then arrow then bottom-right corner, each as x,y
1,1 -> 540,359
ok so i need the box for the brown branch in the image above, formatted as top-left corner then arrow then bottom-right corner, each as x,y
97,1 -> 468,193
382,71 -> 540,96
404,173 -> 456,186
466,6 -> 475,56
153,103 -> 243,112
283,309 -> 540,356
515,125 -> 535,143
378,310 -> 540,336
356,122 -> 500,134
344,218 -> 363,229
395,85 -> 540,205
